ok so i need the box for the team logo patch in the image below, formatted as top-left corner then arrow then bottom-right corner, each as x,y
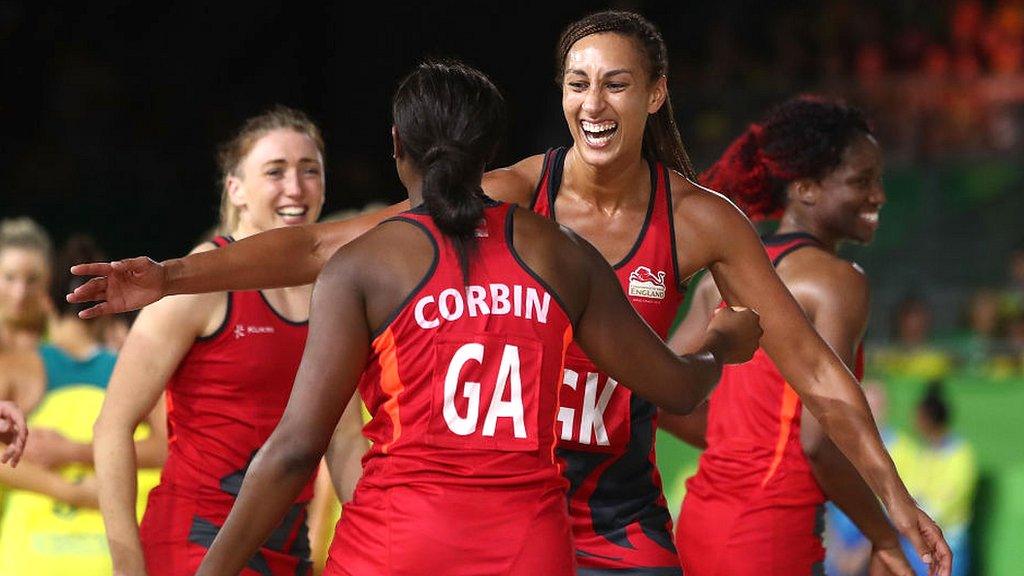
628,266 -> 667,300
234,325 -> 276,339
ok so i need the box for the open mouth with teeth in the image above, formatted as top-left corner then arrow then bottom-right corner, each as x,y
581,120 -> 618,148
276,206 -> 309,223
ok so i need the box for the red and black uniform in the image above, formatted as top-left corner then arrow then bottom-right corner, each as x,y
533,148 -> 686,574
140,236 -> 314,576
327,201 -> 576,576
677,232 -> 864,576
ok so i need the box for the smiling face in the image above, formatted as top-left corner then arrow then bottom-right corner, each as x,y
227,129 -> 325,235
561,33 -> 666,168
806,132 -> 886,245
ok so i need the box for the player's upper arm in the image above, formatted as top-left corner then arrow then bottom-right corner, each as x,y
98,242 -> 225,428
569,233 -> 707,414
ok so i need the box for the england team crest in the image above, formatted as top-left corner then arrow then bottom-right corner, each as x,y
627,266 -> 666,300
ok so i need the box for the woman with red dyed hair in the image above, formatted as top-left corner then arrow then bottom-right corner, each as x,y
664,97 -> 913,576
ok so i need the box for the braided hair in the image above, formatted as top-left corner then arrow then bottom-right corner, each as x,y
556,11 -> 695,179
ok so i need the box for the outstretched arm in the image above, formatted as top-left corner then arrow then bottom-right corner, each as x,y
68,203 -> 409,318
196,250 -> 369,576
679,188 -> 950,575
569,234 -> 762,415
67,158 -> 543,319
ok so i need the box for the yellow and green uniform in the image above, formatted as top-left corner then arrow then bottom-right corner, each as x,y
890,432 -> 977,576
0,344 -> 160,576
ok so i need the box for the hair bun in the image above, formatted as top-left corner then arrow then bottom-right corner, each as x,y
423,142 -> 470,167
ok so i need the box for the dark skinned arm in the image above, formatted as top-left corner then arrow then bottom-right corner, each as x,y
567,232 -> 762,415
195,248 -> 370,576
676,187 -> 949,575
67,158 -> 543,318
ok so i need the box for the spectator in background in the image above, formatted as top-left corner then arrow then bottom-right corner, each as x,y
949,289 -> 1003,375
824,382 -> 914,576
891,381 -> 978,576
999,248 -> 1024,317
0,235 -> 162,576
873,295 -> 953,379
0,218 -> 53,353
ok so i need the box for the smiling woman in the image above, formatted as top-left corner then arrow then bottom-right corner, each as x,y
91,106 -> 368,576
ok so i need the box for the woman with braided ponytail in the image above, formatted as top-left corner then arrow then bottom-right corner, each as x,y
72,11 -> 949,576
192,59 -> 762,576
664,96 -> 919,576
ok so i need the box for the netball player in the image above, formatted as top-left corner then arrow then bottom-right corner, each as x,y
91,107 -> 365,576
192,59 -> 760,576
70,11 -> 950,575
663,97 -> 919,576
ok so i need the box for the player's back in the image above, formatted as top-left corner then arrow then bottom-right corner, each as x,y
328,200 -> 577,576
356,200 -> 573,490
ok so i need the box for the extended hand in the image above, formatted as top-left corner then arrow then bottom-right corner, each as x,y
0,402 -> 27,467
67,257 -> 167,318
702,306 -> 763,364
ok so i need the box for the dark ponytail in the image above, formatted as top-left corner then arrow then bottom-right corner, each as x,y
556,10 -> 696,180
701,96 -> 872,221
393,60 -> 505,278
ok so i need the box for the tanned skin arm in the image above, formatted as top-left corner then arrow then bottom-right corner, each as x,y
94,244 -> 223,576
672,180 -> 949,575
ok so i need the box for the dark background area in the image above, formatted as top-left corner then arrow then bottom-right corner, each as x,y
1,1 -> 721,259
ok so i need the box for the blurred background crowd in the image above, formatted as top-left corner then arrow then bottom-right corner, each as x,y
2,0 -> 1023,574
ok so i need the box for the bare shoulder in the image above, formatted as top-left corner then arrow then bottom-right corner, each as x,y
779,248 -> 870,318
668,172 -> 758,268
669,172 -> 749,229
483,154 -> 546,207
321,219 -> 434,288
784,248 -> 868,293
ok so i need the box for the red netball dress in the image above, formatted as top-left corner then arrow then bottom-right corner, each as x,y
326,202 -> 576,576
533,148 -> 686,574
140,236 -> 315,576
677,232 -> 864,576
